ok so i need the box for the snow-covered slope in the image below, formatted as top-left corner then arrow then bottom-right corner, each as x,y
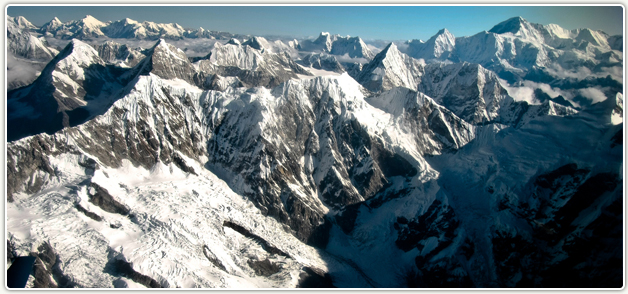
241,36 -> 297,55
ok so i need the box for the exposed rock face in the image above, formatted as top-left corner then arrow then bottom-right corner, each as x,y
29,242 -> 59,288
88,183 -> 131,215
95,40 -> 147,67
297,267 -> 335,288
418,62 -> 518,124
196,41 -> 311,88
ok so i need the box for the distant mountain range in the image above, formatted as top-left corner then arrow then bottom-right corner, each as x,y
6,13 -> 624,289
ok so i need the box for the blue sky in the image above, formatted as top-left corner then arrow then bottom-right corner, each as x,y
6,5 -> 624,41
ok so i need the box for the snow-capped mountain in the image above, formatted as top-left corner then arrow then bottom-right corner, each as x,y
39,15 -> 107,39
195,40 -> 311,88
405,28 -> 456,61
355,42 -> 425,92
5,15 -> 624,289
401,16 -> 622,86
299,32 -> 375,59
100,18 -> 187,40
241,36 -> 298,54
35,15 -> 248,41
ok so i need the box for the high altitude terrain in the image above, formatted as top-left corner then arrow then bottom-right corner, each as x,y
6,14 -> 623,288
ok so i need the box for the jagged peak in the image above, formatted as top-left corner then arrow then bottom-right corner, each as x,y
149,38 -> 189,60
377,42 -> 399,58
436,28 -> 451,35
315,32 -> 336,43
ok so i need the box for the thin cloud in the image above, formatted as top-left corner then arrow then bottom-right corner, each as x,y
578,87 -> 608,103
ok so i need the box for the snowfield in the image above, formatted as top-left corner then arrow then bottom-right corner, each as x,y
7,155 -> 374,288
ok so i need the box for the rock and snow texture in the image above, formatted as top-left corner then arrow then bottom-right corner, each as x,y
195,41 -> 311,88
6,15 -> 624,289
94,40 -> 147,67
418,62 -> 517,124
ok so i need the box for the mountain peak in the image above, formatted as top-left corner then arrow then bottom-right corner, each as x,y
62,38 -> 101,63
437,28 -> 450,35
489,16 -> 529,34
379,42 -> 399,56
123,17 -> 138,24
79,14 -> 106,26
